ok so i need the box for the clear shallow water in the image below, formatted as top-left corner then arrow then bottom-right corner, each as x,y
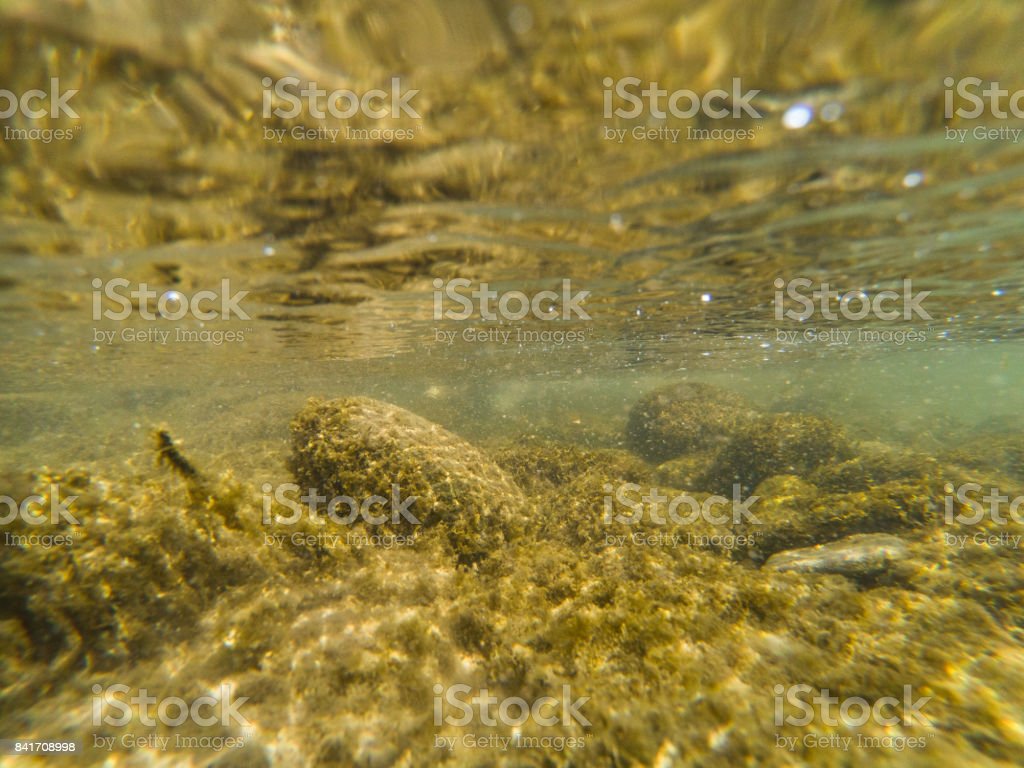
2,147 -> 1022,471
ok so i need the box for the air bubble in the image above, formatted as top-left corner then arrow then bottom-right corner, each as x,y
782,103 -> 813,130
902,171 -> 924,188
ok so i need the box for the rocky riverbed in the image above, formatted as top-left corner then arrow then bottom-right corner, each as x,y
2,384 -> 1023,766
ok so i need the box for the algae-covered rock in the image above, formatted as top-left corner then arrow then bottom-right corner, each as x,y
738,474 -> 935,556
0,465 -> 281,719
495,436 -> 652,497
944,429 -> 1024,482
625,382 -> 758,463
288,396 -> 530,564
654,453 -> 718,491
703,412 -> 852,495
808,440 -> 938,492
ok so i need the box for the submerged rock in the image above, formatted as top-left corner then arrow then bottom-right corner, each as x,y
808,440 -> 938,492
702,412 -> 852,494
0,466 -> 273,719
944,430 -> 1024,482
288,396 -> 529,563
495,436 -> 651,497
764,533 -> 908,580
737,474 -> 933,555
654,453 -> 718,491
625,382 -> 758,463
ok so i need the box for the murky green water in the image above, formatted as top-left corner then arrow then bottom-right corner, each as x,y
1,1 -> 1023,766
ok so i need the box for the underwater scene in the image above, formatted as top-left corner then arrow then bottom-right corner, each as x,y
1,0 -> 1024,765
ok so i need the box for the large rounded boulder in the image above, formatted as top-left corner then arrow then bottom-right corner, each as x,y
288,396 -> 529,564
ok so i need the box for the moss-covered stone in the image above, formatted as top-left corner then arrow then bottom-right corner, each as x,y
625,382 -> 758,463
809,440 -> 939,492
738,474 -> 938,556
944,430 -> 1024,482
703,412 -> 853,495
495,436 -> 652,497
0,467 -> 285,719
654,453 -> 719,491
288,396 -> 530,564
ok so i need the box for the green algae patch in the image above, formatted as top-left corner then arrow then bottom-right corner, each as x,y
0,466 -> 300,720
